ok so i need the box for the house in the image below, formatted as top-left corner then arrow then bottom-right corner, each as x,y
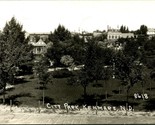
93,31 -> 103,37
79,31 -> 93,43
147,28 -> 155,38
31,38 -> 47,55
28,32 -> 50,43
107,31 -> 134,40
106,26 -> 134,41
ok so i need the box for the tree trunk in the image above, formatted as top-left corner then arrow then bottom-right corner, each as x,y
119,86 -> 121,94
126,88 -> 129,115
83,86 -> 87,104
42,85 -> 45,106
126,88 -> 129,105
105,91 -> 108,103
95,79 -> 98,84
149,81 -> 151,91
3,86 -> 6,104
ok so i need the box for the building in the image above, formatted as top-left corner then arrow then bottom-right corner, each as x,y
147,28 -> 155,38
106,26 -> 134,41
93,31 -> 103,37
79,31 -> 93,43
26,32 -> 52,55
28,32 -> 50,42
30,38 -> 47,55
107,31 -> 134,40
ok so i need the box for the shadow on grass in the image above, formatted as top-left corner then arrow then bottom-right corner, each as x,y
146,87 -> 155,91
0,93 -> 33,106
71,93 -> 140,108
0,88 -> 15,95
13,78 -> 29,85
72,93 -> 112,106
92,83 -> 103,87
112,90 -> 123,94
102,99 -> 139,107
38,96 -> 55,104
35,86 -> 48,90
142,98 -> 155,111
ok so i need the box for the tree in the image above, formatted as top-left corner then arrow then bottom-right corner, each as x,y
103,66 -> 112,101
45,42 -> 64,67
115,51 -> 144,113
78,69 -> 92,103
34,57 -> 53,106
46,25 -> 73,67
140,25 -> 148,35
136,25 -> 148,36
76,40 -> 97,103
0,17 -> 32,103
60,55 -> 74,67
120,25 -> 129,33
66,34 -> 86,65
49,24 -> 71,42
84,40 -> 98,80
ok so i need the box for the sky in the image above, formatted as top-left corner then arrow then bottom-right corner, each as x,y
0,0 -> 155,33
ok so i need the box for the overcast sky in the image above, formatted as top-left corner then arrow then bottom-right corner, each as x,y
0,1 -> 154,33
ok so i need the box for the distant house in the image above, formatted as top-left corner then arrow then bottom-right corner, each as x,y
147,28 -> 155,38
79,31 -> 93,43
28,32 -> 50,42
93,31 -> 103,37
26,32 -> 53,55
31,39 -> 47,55
107,31 -> 134,41
106,26 -> 134,41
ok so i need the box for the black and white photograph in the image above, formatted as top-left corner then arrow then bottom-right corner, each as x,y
0,0 -> 155,124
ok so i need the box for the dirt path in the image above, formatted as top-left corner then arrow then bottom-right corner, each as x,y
0,112 -> 155,124
0,104 -> 155,124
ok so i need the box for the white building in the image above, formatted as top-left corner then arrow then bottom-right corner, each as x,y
93,31 -> 103,37
107,31 -> 134,40
147,28 -> 155,38
31,39 -> 47,55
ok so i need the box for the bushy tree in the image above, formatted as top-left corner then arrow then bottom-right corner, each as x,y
47,25 -> 88,67
46,25 -> 73,67
66,34 -> 86,65
136,25 -> 148,36
115,51 -> 144,112
0,17 -> 33,103
120,25 -> 129,33
60,55 -> 74,67
49,24 -> 71,42
34,57 -> 53,106
78,69 -> 93,103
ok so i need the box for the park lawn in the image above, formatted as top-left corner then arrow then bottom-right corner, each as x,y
0,74 -> 154,111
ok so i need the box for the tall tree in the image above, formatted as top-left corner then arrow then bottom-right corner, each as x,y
139,25 -> 148,35
78,69 -> 92,103
120,25 -> 129,33
34,56 -> 52,106
0,17 -> 33,103
136,25 -> 148,36
77,40 -> 97,103
67,34 -> 86,65
46,25 -> 73,67
115,51 -> 144,112
49,24 -> 71,42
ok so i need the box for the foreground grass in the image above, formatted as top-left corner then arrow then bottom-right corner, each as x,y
0,74 -> 155,111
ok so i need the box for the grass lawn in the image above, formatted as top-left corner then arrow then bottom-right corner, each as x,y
0,73 -> 155,111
